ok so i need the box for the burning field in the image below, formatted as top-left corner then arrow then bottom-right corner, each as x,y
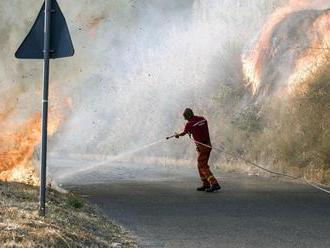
242,1 -> 330,96
0,111 -> 62,185
235,0 -> 330,182
0,0 -> 329,186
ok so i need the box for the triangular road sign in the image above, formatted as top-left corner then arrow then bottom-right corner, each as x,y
15,0 -> 74,59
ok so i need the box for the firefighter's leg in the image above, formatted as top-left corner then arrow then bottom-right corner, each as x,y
198,165 -> 210,187
197,147 -> 210,187
198,146 -> 219,186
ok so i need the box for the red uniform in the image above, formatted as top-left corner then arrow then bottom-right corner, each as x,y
184,116 -> 219,187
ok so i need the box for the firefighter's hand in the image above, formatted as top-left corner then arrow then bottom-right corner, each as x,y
175,132 -> 180,139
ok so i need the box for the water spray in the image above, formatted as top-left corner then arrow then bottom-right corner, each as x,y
58,138 -> 169,180
54,132 -> 330,195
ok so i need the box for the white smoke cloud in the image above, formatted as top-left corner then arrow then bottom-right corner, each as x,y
1,0 -> 285,170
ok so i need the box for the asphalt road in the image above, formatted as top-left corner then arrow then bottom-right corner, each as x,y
53,160 -> 330,248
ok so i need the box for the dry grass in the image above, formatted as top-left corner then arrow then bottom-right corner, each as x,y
0,181 -> 137,248
211,54 -> 330,185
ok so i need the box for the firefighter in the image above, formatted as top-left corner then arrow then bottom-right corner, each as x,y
175,108 -> 221,192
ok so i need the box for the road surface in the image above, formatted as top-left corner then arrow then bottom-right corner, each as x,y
51,159 -> 330,248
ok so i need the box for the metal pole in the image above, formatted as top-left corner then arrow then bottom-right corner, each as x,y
39,0 -> 52,216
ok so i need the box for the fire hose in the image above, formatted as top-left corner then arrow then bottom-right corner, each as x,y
166,135 -> 330,195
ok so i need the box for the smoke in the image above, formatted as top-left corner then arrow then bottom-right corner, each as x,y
290,0 -> 330,9
51,0 -> 283,157
1,0 -> 286,180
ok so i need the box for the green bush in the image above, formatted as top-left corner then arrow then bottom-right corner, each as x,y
67,195 -> 84,209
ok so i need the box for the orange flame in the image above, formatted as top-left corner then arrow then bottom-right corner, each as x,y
288,11 -> 330,92
242,5 -> 294,94
0,112 -> 62,185
242,1 -> 330,95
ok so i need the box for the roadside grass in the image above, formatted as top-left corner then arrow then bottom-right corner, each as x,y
0,180 -> 137,248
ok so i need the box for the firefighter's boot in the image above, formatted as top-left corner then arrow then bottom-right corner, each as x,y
205,183 -> 221,192
196,185 -> 210,191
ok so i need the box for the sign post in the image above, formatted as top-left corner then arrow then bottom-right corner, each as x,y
39,0 -> 51,217
15,0 -> 74,216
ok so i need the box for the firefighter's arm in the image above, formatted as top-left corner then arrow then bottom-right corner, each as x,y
175,131 -> 187,138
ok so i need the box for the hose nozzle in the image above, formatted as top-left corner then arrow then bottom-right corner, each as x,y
166,134 -> 177,140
